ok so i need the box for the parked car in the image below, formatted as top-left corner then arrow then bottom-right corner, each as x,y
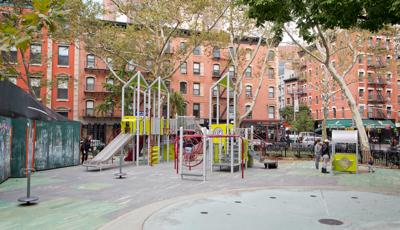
300,136 -> 322,148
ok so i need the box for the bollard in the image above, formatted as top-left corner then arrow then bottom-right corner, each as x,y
114,149 -> 127,179
18,168 -> 39,205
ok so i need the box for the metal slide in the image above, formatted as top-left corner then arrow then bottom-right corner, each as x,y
83,133 -> 134,170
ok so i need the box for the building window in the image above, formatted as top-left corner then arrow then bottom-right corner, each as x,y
193,45 -> 201,55
57,111 -> 68,118
358,71 -> 365,81
193,62 -> 200,75
1,46 -> 17,64
179,61 -> 187,74
268,68 -> 274,79
105,78 -> 113,91
367,72 -> 373,82
268,50 -> 275,60
164,42 -> 172,53
367,55 -> 372,65
386,56 -> 391,64
193,103 -> 200,118
245,66 -> 252,77
57,77 -> 68,100
30,77 -> 41,98
212,64 -> 220,77
87,54 -> 95,68
245,48 -> 252,61
368,90 -> 373,100
341,107 -> 345,118
268,106 -> 275,119
245,105 -> 252,119
368,37 -> 373,47
316,96 -> 319,104
179,42 -> 186,51
387,73 -> 392,81
376,37 -> 381,47
193,83 -> 200,96
180,82 -> 187,94
308,96 -> 312,105
86,100 -> 94,116
58,45 -> 69,66
386,90 -> 391,101
332,108 -> 337,118
229,47 -> 235,58
268,87 -> 274,98
228,65 -> 235,78
8,76 -> 17,84
358,54 -> 364,64
86,77 -> 95,91
359,89 -> 364,98
245,85 -> 252,97
359,105 -> 365,117
30,44 -> 41,65
212,87 -> 218,96
212,47 -> 220,58
387,106 -> 392,118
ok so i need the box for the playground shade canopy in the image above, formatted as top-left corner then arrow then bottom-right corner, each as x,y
331,130 -> 358,144
0,81 -> 66,121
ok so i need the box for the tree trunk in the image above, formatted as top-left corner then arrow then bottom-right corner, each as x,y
327,65 -> 370,163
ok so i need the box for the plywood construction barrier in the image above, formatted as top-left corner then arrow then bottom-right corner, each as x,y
0,116 -> 12,183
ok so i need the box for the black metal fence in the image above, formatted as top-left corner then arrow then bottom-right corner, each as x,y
264,142 -> 314,158
371,150 -> 400,168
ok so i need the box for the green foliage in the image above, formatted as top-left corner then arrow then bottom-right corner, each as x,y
241,0 -> 400,42
280,105 -> 314,132
170,91 -> 186,117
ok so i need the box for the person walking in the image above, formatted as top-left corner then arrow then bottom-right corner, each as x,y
314,140 -> 322,170
321,139 -> 330,173
82,136 -> 91,164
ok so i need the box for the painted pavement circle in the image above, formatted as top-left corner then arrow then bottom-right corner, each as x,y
142,189 -> 400,230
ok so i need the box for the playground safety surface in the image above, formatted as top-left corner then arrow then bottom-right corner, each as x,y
0,161 -> 400,229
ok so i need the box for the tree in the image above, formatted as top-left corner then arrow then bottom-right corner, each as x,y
0,0 -> 65,98
280,105 -> 314,132
241,0 -> 400,160
169,91 -> 186,117
217,3 -> 276,125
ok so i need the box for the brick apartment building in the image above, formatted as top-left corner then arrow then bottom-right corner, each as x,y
1,1 -> 280,143
282,31 -> 400,133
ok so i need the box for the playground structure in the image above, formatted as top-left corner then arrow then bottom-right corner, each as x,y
84,72 -> 173,170
331,130 -> 359,174
175,75 -> 252,181
84,73 -> 253,181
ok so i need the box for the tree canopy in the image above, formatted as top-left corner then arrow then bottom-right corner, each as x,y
242,0 -> 400,42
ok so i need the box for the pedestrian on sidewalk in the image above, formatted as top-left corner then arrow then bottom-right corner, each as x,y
314,139 -> 322,170
321,139 -> 330,173
368,157 -> 375,173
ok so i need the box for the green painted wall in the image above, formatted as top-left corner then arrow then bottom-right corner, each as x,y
0,116 -> 12,183
10,118 -> 31,178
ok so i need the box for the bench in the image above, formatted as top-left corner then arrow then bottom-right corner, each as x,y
264,160 -> 278,169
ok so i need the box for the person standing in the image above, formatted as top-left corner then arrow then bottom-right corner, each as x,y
321,139 -> 330,173
314,140 -> 322,169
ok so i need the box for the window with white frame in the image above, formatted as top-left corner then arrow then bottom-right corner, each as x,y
30,44 -> 41,65
193,83 -> 200,96
180,61 -> 187,74
228,65 -> 235,77
245,66 -> 252,77
193,103 -> 200,118
86,100 -> 94,116
268,106 -> 275,119
268,68 -> 274,79
213,64 -> 220,76
57,77 -> 68,100
1,46 -> 17,64
30,77 -> 41,98
212,47 -> 220,58
245,105 -> 252,119
58,45 -> 69,66
193,45 -> 201,55
86,77 -> 95,91
193,62 -> 200,75
245,85 -> 252,97
87,54 -> 95,68
268,87 -> 274,98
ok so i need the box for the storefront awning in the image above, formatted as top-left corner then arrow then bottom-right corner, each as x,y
325,119 -> 395,129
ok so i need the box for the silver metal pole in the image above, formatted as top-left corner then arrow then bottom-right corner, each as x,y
209,86 -> 213,128
136,74 -> 140,167
179,126 -> 183,176
147,89 -> 151,166
157,78 -> 161,160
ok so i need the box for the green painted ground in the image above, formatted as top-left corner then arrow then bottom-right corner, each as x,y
0,198 -> 124,230
0,175 -> 63,193
78,183 -> 113,191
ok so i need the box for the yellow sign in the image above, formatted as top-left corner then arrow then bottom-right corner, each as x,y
332,153 -> 357,173
210,124 -> 233,144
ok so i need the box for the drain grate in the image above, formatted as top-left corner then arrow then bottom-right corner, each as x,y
351,196 -> 358,199
226,213 -> 231,216
234,201 -> 242,203
310,195 -> 317,198
200,211 -> 208,215
269,196 -> 277,199
318,219 -> 343,226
